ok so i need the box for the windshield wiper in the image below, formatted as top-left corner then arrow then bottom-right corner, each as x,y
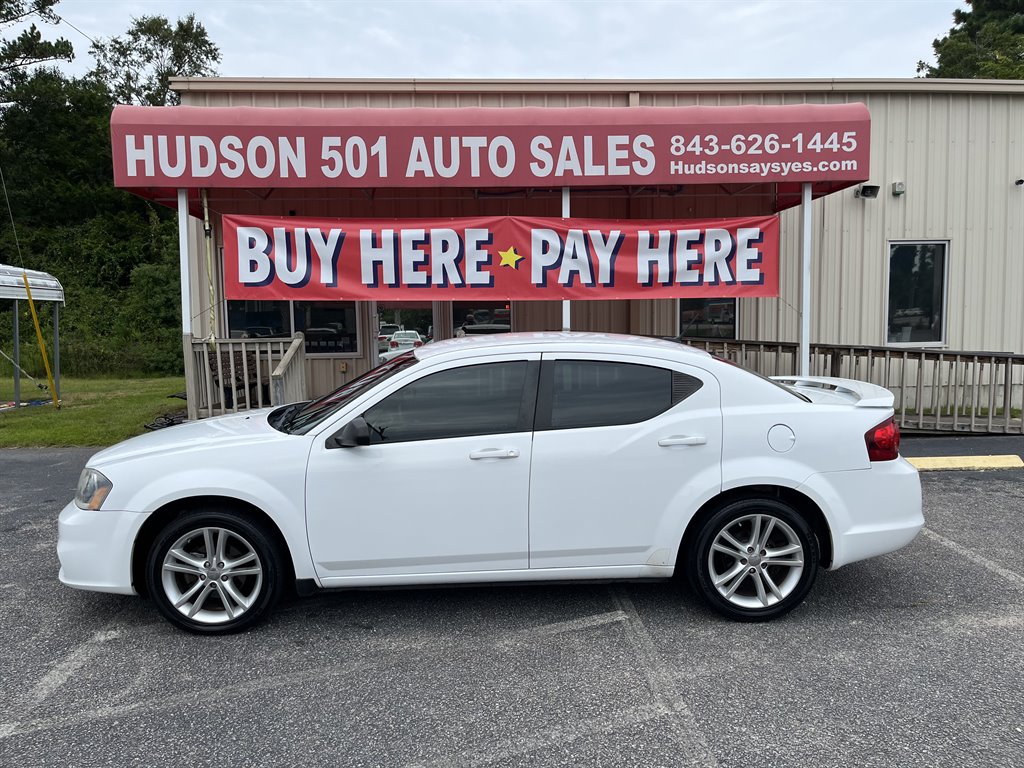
271,401 -> 309,433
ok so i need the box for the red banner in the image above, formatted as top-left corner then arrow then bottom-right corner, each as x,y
112,104 -> 869,189
223,214 -> 779,301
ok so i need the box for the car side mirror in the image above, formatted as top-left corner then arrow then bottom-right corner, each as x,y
327,416 -> 370,449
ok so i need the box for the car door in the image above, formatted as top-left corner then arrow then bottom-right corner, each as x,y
528,353 -> 722,570
305,354 -> 540,585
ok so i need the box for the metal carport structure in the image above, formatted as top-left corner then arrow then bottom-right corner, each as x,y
0,264 -> 63,408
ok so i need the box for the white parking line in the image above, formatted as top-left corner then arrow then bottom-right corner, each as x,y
920,528 -> 1024,591
26,629 -> 123,707
406,703 -> 672,768
0,657 -> 377,740
527,610 -> 627,637
610,587 -> 719,768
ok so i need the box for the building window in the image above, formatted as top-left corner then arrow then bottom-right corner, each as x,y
887,242 -> 946,345
226,301 -> 290,339
679,298 -> 736,339
294,301 -> 359,355
452,301 -> 511,336
226,300 -> 361,355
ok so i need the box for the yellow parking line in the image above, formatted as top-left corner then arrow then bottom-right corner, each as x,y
906,455 -> 1024,471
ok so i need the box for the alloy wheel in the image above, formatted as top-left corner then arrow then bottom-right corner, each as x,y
707,513 -> 805,609
160,526 -> 264,625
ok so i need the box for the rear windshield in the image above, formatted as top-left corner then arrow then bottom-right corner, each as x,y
273,353 -> 419,434
713,355 -> 811,403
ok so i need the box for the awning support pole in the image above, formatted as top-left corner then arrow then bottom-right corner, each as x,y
52,302 -> 60,400
12,299 -> 19,408
177,189 -> 192,336
561,186 -> 570,331
799,182 -> 812,377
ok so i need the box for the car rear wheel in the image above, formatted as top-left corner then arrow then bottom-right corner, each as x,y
690,498 -> 819,621
146,509 -> 284,634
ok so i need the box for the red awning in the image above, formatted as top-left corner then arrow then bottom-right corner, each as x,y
111,103 -> 869,210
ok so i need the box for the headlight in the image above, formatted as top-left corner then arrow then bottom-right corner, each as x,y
75,468 -> 112,510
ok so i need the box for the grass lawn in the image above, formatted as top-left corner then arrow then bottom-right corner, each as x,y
0,376 -> 186,447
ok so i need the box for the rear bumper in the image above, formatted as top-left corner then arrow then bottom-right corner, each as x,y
57,502 -> 146,595
796,457 -> 924,569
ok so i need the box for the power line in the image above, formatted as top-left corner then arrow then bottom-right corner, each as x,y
54,13 -> 98,47
0,161 -> 26,269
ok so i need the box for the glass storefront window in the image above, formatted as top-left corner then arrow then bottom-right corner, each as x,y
679,298 -> 736,339
293,301 -> 359,354
226,301 -> 290,339
452,301 -> 511,336
887,242 -> 946,344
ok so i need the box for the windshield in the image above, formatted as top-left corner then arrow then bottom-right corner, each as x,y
275,353 -> 419,435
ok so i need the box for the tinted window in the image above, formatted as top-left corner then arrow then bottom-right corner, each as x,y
283,354 -> 419,435
545,361 -> 697,430
363,361 -> 530,444
887,241 -> 946,344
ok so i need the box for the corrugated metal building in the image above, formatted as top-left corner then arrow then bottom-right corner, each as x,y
171,77 -> 1024,397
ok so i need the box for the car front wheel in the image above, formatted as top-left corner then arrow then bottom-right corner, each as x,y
146,509 -> 284,634
690,498 -> 819,621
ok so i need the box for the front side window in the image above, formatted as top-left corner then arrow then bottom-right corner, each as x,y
679,298 -> 736,340
363,361 -> 530,444
887,242 -> 946,344
542,360 -> 701,430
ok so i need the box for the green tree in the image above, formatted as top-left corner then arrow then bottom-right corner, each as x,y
918,0 -> 1024,79
89,13 -> 220,106
0,0 -> 74,97
0,10 -> 221,376
0,0 -> 73,72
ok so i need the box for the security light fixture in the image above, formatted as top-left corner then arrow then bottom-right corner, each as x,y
1015,179 -> 1024,186
892,181 -> 906,197
855,184 -> 880,199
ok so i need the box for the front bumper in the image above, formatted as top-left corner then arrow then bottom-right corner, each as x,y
57,501 -> 147,595
797,456 -> 924,569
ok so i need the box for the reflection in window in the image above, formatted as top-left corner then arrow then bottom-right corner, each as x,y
453,301 -> 511,336
227,301 -> 290,339
679,299 -> 736,339
363,362 -> 528,443
888,242 -> 946,344
293,301 -> 359,354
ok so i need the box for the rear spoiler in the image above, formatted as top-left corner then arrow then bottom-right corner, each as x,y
771,376 -> 895,408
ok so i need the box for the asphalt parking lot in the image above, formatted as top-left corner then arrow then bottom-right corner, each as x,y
1,445 -> 1023,767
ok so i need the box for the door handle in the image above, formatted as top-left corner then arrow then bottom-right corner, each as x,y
469,448 -> 521,460
658,436 -> 706,447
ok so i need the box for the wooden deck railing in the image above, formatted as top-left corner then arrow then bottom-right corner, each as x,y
681,338 -> 1024,435
184,334 -> 307,420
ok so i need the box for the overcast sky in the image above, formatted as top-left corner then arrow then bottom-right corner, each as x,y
52,0 -> 962,80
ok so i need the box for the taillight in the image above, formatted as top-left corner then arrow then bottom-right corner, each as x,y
377,335 -> 387,341
865,417 -> 900,461
389,340 -> 399,348
413,341 -> 422,347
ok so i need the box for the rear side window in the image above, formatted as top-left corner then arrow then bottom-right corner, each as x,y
362,361 -> 531,444
540,360 -> 703,430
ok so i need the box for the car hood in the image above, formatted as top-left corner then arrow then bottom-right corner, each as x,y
88,408 -> 286,468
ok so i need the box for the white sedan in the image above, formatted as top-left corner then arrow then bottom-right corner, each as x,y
379,330 -> 425,361
58,333 -> 922,634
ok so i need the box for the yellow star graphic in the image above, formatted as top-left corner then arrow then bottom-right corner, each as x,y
498,246 -> 523,269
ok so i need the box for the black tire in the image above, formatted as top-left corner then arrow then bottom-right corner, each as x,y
689,498 -> 819,622
146,509 -> 284,634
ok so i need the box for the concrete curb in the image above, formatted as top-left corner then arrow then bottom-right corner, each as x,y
906,455 -> 1024,471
